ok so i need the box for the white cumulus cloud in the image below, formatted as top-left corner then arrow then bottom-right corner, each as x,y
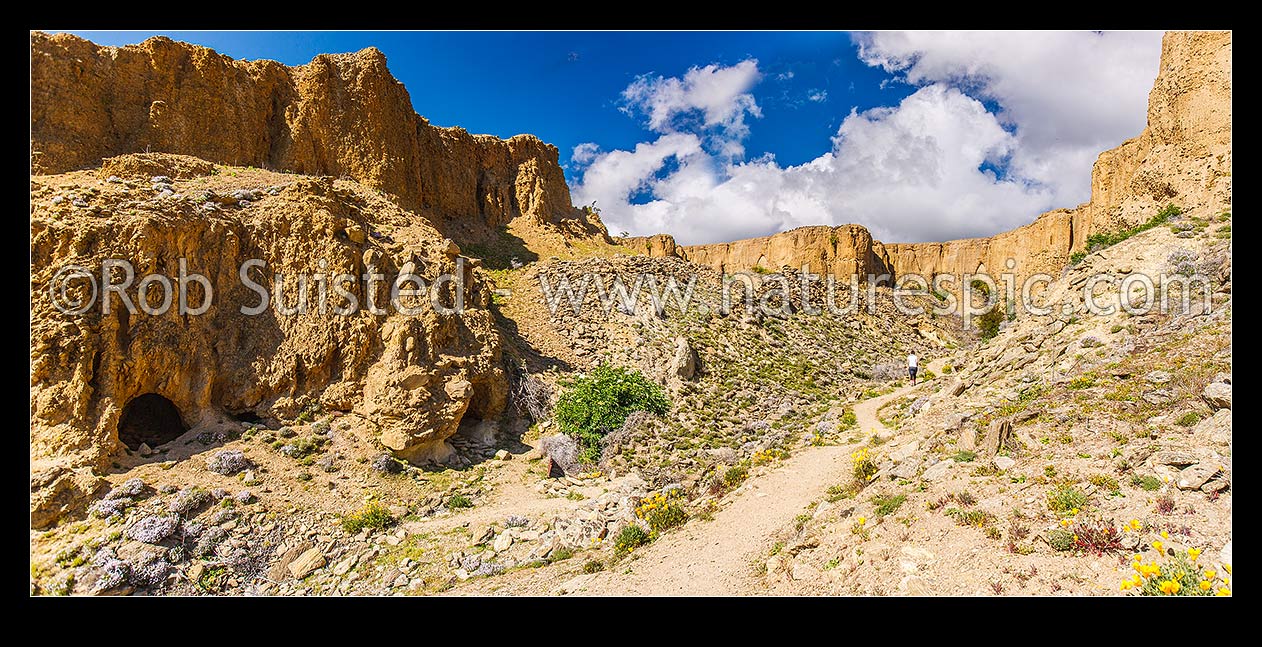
571,32 -> 1163,245
620,59 -> 763,142
854,30 -> 1163,205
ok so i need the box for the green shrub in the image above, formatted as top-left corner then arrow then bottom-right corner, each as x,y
614,525 -> 652,555
978,305 -> 1004,340
1089,473 -> 1119,492
341,501 -> 396,533
723,465 -> 748,488
1048,528 -> 1075,551
840,410 -> 858,429
970,279 -> 991,297
447,494 -> 473,510
952,450 -> 976,463
555,365 -> 669,463
871,494 -> 907,517
583,559 -> 605,574
1131,475 -> 1162,491
1176,411 -> 1202,427
1047,485 -> 1088,515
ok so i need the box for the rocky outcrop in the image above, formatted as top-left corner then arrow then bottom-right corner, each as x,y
642,31 -> 1231,288
31,156 -> 509,526
684,225 -> 891,278
30,32 -> 602,245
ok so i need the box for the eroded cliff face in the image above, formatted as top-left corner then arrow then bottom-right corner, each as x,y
647,31 -> 1231,288
30,156 -> 508,526
30,32 -> 602,245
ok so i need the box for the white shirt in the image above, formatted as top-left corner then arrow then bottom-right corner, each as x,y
907,354 -> 918,368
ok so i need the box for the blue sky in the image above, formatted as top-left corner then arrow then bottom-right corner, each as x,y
66,31 -> 904,169
61,31 -> 1164,245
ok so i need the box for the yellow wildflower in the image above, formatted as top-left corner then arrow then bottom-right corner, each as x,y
1130,519 -> 1142,530
1152,540 -> 1163,553
1216,588 -> 1231,597
1131,575 -> 1143,586
1071,508 -> 1079,515
1188,548 -> 1201,561
1223,564 -> 1231,575
858,517 -> 866,525
1203,570 -> 1216,580
1160,530 -> 1169,539
1120,581 -> 1132,591
1199,581 -> 1212,591
1061,519 -> 1071,528
1159,580 -> 1181,595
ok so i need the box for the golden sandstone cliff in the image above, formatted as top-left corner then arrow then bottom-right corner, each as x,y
653,31 -> 1232,287
30,31 -> 605,245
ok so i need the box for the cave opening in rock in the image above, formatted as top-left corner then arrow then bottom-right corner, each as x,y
118,393 -> 187,450
230,410 -> 263,424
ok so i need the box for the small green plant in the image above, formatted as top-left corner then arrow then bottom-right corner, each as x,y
952,450 -> 976,463
583,559 -> 605,574
198,565 -> 228,591
1069,250 -> 1088,265
827,481 -> 860,502
871,493 -> 906,517
567,491 -> 587,501
1176,411 -> 1202,427
555,365 -> 670,463
549,547 -> 575,562
1047,485 -> 1088,516
447,494 -> 473,510
723,465 -> 748,488
340,501 -> 396,533
1068,375 -> 1096,389
1089,473 -> 1119,492
1048,528 -> 1076,551
751,265 -> 772,275
948,508 -> 993,528
1131,474 -> 1162,491
1110,324 -> 1124,333
970,279 -> 991,297
840,410 -> 858,428
614,524 -> 652,555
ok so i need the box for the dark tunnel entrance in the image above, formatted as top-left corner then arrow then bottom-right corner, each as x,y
118,393 -> 188,450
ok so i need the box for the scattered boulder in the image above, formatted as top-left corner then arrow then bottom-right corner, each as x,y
669,337 -> 698,381
287,548 -> 327,579
1176,464 -> 1219,490
979,418 -> 1012,458
1151,450 -> 1198,467
1202,382 -> 1232,410
922,460 -> 953,481
1192,409 -> 1231,445
30,465 -> 105,529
